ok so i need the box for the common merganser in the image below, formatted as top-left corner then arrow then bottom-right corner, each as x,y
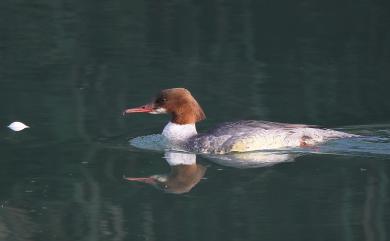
124,88 -> 356,154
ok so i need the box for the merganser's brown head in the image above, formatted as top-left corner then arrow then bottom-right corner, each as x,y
124,88 -> 206,124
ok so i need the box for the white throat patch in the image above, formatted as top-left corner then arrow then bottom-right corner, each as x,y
150,107 -> 167,114
162,122 -> 197,142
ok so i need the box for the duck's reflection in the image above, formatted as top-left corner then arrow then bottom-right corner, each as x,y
125,152 -> 206,194
205,151 -> 299,168
125,150 -> 299,193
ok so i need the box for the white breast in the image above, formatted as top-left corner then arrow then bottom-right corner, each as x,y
162,122 -> 197,142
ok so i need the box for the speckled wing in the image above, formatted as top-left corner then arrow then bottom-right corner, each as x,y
188,120 -> 355,154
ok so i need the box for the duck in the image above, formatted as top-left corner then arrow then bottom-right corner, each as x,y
124,88 -> 356,154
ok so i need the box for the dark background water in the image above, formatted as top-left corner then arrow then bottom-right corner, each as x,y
1,0 -> 390,241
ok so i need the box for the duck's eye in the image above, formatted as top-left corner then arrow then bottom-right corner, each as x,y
156,97 -> 167,104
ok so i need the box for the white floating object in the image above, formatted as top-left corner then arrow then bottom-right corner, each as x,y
8,121 -> 30,131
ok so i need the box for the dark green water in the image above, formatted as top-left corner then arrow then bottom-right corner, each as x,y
1,1 -> 390,241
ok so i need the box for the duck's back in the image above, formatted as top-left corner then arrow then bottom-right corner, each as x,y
188,120 -> 356,154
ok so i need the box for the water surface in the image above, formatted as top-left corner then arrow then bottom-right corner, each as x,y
1,1 -> 390,241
